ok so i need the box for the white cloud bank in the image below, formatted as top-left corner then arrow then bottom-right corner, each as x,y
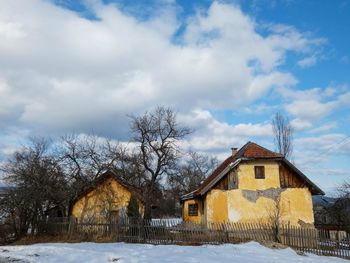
0,0 -> 322,137
275,85 -> 350,131
1,0 -> 349,194
179,109 -> 273,155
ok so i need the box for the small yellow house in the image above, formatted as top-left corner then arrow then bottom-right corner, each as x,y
181,142 -> 324,227
71,171 -> 144,223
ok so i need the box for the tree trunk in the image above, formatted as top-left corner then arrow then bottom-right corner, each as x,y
143,184 -> 154,219
143,202 -> 152,220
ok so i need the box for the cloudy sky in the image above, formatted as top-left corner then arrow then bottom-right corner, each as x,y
0,0 -> 349,194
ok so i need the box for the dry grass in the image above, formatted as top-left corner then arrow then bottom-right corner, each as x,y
13,234 -> 117,245
258,240 -> 288,249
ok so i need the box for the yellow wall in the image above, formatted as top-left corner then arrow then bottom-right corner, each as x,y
183,198 -> 204,224
280,188 -> 314,226
205,188 -> 314,226
184,161 -> 315,227
71,177 -> 143,222
206,190 -> 228,222
237,161 -> 280,190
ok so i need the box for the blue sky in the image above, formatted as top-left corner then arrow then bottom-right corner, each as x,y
0,0 -> 349,194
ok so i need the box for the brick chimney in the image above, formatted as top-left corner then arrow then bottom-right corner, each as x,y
231,147 -> 238,156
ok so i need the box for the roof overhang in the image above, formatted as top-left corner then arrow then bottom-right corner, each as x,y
180,158 -> 243,201
181,156 -> 325,201
198,158 -> 242,196
282,158 -> 325,195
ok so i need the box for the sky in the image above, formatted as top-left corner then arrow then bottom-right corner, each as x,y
0,0 -> 349,194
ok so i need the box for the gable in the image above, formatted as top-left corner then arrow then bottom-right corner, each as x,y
211,160 -> 280,191
72,171 -> 143,207
279,162 -> 305,188
281,159 -> 324,195
181,142 -> 324,200
74,175 -> 132,208
205,160 -> 322,194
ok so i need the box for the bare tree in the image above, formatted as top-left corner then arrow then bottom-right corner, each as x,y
338,181 -> 350,198
167,151 -> 218,216
327,181 -> 350,232
267,195 -> 284,243
272,112 -> 293,159
0,137 -> 67,237
169,151 -> 218,194
116,149 -> 147,190
57,134 -> 122,210
129,107 -> 191,219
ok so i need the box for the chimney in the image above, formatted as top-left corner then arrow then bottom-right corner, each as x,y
231,147 -> 238,156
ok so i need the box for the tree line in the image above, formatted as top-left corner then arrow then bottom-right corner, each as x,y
1,107 -> 348,241
0,107 -> 218,239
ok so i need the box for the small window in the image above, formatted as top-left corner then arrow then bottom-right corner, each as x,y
188,204 -> 198,216
255,166 -> 265,179
228,171 -> 238,189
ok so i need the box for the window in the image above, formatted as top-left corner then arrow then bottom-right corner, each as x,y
255,166 -> 265,179
228,171 -> 238,189
188,203 -> 198,216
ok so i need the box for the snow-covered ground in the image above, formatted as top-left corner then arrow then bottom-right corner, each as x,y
0,241 -> 348,263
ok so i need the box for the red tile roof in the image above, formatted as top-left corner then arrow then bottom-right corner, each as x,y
240,142 -> 283,159
182,141 -> 323,199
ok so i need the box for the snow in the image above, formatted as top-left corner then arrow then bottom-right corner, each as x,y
151,218 -> 182,227
0,241 -> 347,263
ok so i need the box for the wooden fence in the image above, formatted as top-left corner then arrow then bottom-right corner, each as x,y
39,218 -> 350,260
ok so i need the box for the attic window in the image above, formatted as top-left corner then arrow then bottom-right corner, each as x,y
255,166 -> 265,179
188,203 -> 198,216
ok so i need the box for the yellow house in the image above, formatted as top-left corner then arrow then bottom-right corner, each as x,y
71,171 -> 144,223
181,142 -> 324,227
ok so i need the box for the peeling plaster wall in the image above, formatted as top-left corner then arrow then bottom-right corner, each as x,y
202,161 -> 315,226
206,189 -> 276,223
241,188 -> 285,202
205,188 -> 314,226
280,188 -> 314,226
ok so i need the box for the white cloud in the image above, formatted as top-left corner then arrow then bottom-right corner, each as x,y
286,99 -> 335,121
340,55 -> 348,64
290,118 -> 313,131
297,55 -> 317,68
280,86 -> 350,131
307,122 -> 337,133
0,21 -> 26,39
0,0 -> 323,136
179,109 -> 273,153
4,0 -> 347,193
294,133 -> 348,163
0,127 -> 30,159
241,103 -> 279,115
292,133 -> 350,193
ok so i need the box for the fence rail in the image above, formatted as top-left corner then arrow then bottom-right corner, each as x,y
39,218 -> 350,260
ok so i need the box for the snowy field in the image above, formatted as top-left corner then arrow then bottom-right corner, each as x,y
0,241 -> 348,263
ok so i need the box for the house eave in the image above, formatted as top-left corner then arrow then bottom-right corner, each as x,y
199,158 -> 243,196
180,190 -> 197,201
282,158 -> 325,195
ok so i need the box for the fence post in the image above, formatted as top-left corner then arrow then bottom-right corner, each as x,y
68,216 -> 76,236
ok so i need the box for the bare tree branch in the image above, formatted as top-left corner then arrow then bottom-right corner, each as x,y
129,106 -> 192,219
272,112 -> 294,159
